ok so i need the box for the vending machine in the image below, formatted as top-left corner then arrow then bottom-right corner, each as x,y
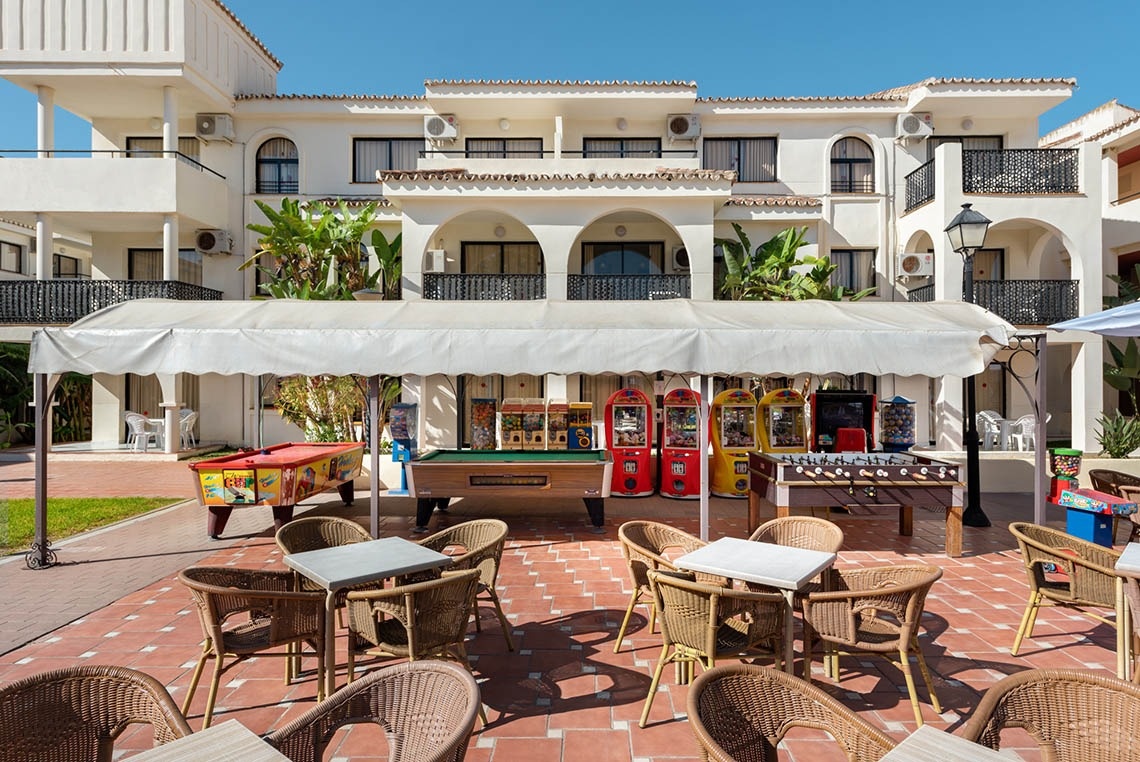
809,389 -> 877,452
710,388 -> 758,498
522,398 -> 547,450
757,388 -> 808,454
388,403 -> 418,496
605,388 -> 654,496
548,399 -> 569,449
568,402 -> 594,450
661,388 -> 702,499
500,398 -> 524,448
469,398 -> 497,450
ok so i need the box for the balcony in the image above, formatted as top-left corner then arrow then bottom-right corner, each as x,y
417,148 -> 699,175
0,280 -> 223,324
568,274 -> 691,300
906,279 -> 1079,325
422,274 -> 545,301
904,149 -> 1081,213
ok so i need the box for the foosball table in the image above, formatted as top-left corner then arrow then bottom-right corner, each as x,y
748,451 -> 965,557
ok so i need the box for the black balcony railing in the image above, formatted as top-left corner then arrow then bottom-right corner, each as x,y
417,149 -> 699,159
422,273 -> 545,300
963,149 -> 1080,194
906,279 -> 1079,325
905,158 -> 936,212
0,279 -> 224,324
568,274 -> 691,300
0,149 -> 226,179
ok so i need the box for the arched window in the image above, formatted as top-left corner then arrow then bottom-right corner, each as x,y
830,137 -> 874,193
256,138 -> 298,194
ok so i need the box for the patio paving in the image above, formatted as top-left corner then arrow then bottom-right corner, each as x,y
0,456 -> 1121,760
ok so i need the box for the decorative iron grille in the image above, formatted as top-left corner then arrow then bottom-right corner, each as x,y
906,284 -> 935,303
567,274 -> 691,300
963,149 -> 1079,194
422,273 -> 545,300
971,279 -> 1080,325
904,159 -> 936,212
0,280 -> 223,324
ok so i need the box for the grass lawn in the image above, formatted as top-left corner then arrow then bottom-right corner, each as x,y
0,497 -> 179,555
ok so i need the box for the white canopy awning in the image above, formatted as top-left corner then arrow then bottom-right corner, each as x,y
30,298 -> 1013,378
1051,301 -> 1140,337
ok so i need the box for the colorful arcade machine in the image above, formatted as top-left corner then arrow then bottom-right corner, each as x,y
710,388 -> 758,498
605,388 -> 654,496
809,389 -> 877,453
757,388 -> 808,454
387,403 -> 417,496
568,402 -> 595,450
661,388 -> 702,499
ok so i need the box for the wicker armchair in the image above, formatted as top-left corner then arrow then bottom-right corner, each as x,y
417,519 -> 514,650
178,566 -> 327,728
639,569 -> 785,728
1007,521 -> 1121,657
960,668 -> 1140,761
747,516 -> 843,600
687,663 -> 897,762
615,520 -> 723,654
266,660 -> 480,762
1087,468 -> 1140,544
0,664 -> 192,762
801,564 -> 943,726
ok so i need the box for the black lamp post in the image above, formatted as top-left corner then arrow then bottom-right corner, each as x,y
944,203 -> 992,528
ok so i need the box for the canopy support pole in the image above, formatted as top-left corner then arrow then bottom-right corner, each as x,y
368,375 -> 380,538
699,375 -> 711,541
1034,336 -> 1048,525
28,373 -> 58,569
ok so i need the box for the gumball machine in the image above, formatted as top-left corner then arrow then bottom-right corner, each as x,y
605,388 -> 655,496
879,395 -> 917,453
1047,447 -> 1083,504
660,388 -> 702,499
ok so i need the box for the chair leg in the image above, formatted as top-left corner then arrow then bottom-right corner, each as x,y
1011,591 -> 1043,656
181,645 -> 210,717
911,637 -> 942,715
613,589 -> 643,653
897,647 -> 926,727
482,587 -> 515,651
201,657 -> 225,729
639,645 -> 672,728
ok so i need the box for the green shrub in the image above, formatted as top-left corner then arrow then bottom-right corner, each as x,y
1095,410 -> 1140,458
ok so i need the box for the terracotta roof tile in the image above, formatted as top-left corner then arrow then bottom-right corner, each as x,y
211,1 -> 282,70
311,196 -> 392,208
378,169 -> 736,183
1085,112 -> 1140,143
236,93 -> 425,102
723,195 -> 821,207
424,79 -> 697,89
860,76 -> 1076,100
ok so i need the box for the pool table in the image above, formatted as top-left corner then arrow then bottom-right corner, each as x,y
405,449 -> 613,532
189,442 -> 364,538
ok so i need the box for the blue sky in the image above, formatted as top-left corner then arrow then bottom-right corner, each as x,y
0,0 -> 1136,148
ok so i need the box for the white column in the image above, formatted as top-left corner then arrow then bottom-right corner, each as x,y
35,214 -> 52,280
36,86 -> 55,156
163,214 -> 178,281
162,86 -> 178,154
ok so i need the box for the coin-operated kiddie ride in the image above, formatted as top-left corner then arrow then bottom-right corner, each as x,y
605,387 -> 655,496
757,388 -> 808,454
710,388 -> 758,497
660,388 -> 702,499
387,403 -> 417,496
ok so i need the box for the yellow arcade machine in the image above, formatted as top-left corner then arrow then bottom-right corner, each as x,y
710,388 -> 758,498
757,388 -> 808,454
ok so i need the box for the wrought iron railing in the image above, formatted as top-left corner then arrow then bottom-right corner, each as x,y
568,274 -> 691,300
422,273 -> 545,300
963,149 -> 1079,194
418,149 -> 698,159
0,279 -> 223,324
831,178 -> 875,194
906,279 -> 1079,325
906,283 -> 935,302
905,158 -> 936,212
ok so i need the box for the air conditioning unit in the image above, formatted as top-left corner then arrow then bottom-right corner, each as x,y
666,113 -> 701,140
423,114 -> 459,141
425,249 -> 446,273
195,113 -> 234,142
672,246 -> 690,272
195,229 -> 232,255
896,252 -> 934,278
896,112 -> 934,140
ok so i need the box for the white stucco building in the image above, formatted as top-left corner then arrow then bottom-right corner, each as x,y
0,0 -> 1134,461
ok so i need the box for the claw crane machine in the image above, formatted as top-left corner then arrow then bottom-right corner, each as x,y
605,387 -> 654,496
757,388 -> 808,454
660,388 -> 702,499
710,388 -> 758,497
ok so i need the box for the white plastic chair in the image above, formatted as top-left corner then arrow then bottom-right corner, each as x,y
975,410 -> 1003,450
1009,413 -> 1050,451
179,411 -> 198,449
124,413 -> 158,452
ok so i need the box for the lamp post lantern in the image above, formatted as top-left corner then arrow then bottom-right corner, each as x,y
945,203 -> 992,528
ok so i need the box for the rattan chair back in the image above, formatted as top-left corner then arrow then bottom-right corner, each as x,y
747,515 -> 844,553
0,664 -> 192,762
687,663 -> 897,762
275,516 -> 371,555
266,660 -> 480,762
961,668 -> 1140,761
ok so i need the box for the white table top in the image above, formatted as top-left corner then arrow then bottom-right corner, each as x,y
880,725 -> 1016,761
128,720 -> 289,761
674,536 -> 836,590
1117,542 -> 1140,575
283,536 -> 452,590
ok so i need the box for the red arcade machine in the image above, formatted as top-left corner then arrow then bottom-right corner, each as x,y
605,387 -> 654,496
809,389 -> 877,453
661,388 -> 702,499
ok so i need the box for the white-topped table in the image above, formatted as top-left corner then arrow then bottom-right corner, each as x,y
128,720 -> 288,761
1114,541 -> 1140,680
673,536 -> 836,672
880,724 -> 1017,761
284,536 -> 452,695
